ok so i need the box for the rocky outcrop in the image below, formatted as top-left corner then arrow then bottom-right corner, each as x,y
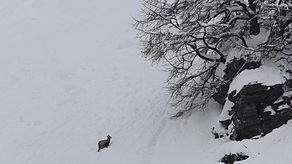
213,57 -> 292,141
213,58 -> 261,106
220,153 -> 249,164
212,81 -> 231,106
228,82 -> 292,140
223,58 -> 261,80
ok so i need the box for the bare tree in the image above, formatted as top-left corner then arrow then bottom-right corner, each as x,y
258,0 -> 292,59
134,0 -> 292,114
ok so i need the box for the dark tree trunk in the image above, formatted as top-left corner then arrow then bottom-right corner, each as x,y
248,0 -> 260,35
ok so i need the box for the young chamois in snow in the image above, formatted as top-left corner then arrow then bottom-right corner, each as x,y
97,135 -> 112,152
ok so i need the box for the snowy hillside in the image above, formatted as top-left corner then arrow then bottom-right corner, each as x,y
149,63 -> 292,164
2,1 -> 292,164
0,0 -> 167,164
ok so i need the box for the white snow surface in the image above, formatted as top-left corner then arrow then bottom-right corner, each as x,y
2,1 -> 292,164
0,0 -> 167,164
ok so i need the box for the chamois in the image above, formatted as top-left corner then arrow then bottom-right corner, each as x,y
97,135 -> 112,152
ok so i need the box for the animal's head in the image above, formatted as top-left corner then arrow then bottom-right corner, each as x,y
107,135 -> 112,139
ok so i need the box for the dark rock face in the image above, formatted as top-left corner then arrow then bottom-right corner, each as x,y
213,58 -> 292,141
233,83 -> 282,102
213,81 -> 231,106
229,83 -> 284,115
213,58 -> 261,105
261,99 -> 292,134
220,153 -> 249,164
228,83 -> 292,141
231,104 -> 261,140
223,58 -> 261,80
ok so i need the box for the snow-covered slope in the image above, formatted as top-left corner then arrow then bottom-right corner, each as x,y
149,101 -> 222,164
150,63 -> 292,164
208,120 -> 292,164
0,1 -> 168,164
2,1 -> 292,164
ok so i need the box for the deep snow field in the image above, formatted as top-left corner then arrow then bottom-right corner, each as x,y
0,0 -> 167,163
1,1 -> 292,164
